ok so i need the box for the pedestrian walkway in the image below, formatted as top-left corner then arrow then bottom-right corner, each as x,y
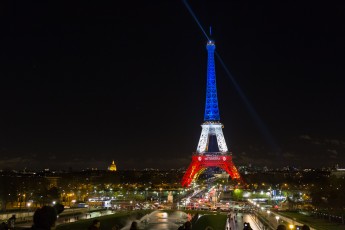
225,211 -> 262,230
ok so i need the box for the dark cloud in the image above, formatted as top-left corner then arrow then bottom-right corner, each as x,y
327,149 -> 338,159
0,157 -> 34,169
299,135 -> 312,140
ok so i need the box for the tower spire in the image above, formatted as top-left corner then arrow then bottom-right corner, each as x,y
204,40 -> 220,121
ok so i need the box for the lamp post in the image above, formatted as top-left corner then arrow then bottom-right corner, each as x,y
23,194 -> 26,209
71,200 -> 76,216
178,192 -> 181,210
145,188 -> 148,202
275,216 -> 280,224
27,203 -> 31,220
159,188 -> 162,204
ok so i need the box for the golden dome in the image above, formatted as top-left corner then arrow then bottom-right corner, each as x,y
108,160 -> 117,171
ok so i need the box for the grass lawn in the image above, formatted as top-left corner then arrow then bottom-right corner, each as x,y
193,214 -> 227,230
278,211 -> 345,230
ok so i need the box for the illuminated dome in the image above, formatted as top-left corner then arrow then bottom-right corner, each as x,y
108,160 -> 117,171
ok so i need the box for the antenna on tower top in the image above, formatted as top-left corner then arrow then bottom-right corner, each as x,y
209,26 -> 212,37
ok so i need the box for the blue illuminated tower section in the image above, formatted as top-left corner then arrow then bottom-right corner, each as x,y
204,40 -> 220,121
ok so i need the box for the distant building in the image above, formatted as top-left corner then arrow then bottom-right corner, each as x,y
108,160 -> 117,171
45,176 -> 60,189
331,168 -> 345,178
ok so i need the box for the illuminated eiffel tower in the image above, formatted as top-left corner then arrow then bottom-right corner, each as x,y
181,40 -> 241,187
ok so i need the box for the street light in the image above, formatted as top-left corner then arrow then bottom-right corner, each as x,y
159,188 -> 162,204
27,203 -> 31,220
23,194 -> 26,209
145,188 -> 148,202
275,216 -> 280,224
289,224 -> 294,230
71,200 -> 76,216
177,192 -> 180,210
88,198 -> 91,212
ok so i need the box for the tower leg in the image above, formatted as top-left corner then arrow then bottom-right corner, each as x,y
220,161 -> 240,179
220,159 -> 243,185
181,156 -> 203,187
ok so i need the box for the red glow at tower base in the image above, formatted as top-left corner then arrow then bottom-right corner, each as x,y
181,153 -> 240,187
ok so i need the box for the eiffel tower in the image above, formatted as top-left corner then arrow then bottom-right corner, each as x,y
181,40 -> 240,187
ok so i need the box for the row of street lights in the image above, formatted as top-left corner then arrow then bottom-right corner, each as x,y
261,205 -> 297,230
249,200 -> 287,228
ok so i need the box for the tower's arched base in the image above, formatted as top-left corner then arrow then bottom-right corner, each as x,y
181,153 -> 240,187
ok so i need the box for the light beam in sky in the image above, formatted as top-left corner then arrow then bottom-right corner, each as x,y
182,0 -> 281,154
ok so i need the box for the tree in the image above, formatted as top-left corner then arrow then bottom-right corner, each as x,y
47,187 -> 60,203
0,176 -> 18,211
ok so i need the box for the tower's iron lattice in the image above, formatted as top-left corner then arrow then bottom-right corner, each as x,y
181,40 -> 240,187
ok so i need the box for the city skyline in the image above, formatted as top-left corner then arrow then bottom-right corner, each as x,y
1,1 -> 345,170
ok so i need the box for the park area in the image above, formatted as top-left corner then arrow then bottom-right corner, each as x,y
55,210 -> 227,230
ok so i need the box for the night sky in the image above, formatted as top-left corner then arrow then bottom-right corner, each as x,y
1,1 -> 345,170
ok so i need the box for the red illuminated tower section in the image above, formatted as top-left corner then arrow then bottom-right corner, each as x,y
181,40 -> 240,187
